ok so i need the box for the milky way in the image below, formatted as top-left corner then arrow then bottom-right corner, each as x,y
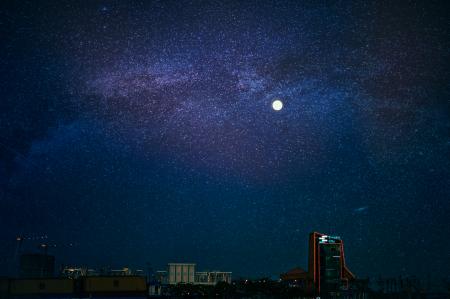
1,1 -> 449,278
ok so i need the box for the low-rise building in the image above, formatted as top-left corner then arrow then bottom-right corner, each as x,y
195,271 -> 232,285
156,263 -> 232,285
168,263 -> 196,284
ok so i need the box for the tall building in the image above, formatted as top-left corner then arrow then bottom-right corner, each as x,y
308,232 -> 355,294
281,232 -> 355,296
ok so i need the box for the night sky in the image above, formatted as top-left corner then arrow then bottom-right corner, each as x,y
1,1 -> 449,279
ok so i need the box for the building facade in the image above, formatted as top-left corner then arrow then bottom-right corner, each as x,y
281,232 -> 355,296
156,263 -> 231,285
194,271 -> 232,285
168,263 -> 196,284
308,232 -> 355,294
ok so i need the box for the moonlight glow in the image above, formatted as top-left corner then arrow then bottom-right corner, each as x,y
272,99 -> 283,111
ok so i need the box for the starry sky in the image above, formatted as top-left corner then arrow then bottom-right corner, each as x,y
0,1 -> 449,279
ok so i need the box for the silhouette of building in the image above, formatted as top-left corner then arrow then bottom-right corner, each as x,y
281,232 -> 355,295
309,232 -> 355,294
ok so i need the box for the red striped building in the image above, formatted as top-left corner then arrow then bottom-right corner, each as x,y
281,232 -> 355,296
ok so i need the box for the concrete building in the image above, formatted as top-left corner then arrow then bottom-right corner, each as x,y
156,263 -> 232,285
168,263 -> 195,284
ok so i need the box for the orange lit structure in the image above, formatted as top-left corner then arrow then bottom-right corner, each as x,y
309,232 -> 355,294
281,232 -> 355,295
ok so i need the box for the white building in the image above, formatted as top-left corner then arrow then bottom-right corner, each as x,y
168,263 -> 196,284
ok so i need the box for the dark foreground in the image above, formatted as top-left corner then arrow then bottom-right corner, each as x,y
1,278 -> 449,299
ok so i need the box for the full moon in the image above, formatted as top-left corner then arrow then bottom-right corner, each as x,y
272,99 -> 283,111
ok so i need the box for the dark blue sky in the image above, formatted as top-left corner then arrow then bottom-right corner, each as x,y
0,1 -> 449,279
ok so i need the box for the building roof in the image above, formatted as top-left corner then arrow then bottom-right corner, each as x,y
280,267 -> 310,281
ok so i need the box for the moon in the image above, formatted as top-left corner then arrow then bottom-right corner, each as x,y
272,99 -> 283,111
